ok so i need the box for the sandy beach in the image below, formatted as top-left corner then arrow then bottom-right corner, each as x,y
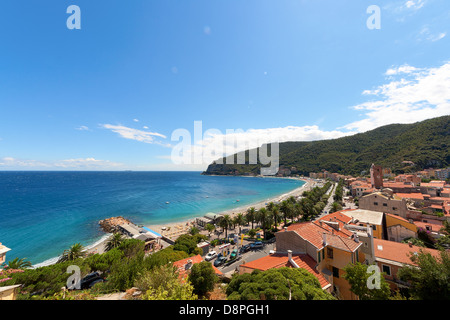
83,177 -> 315,254
145,177 -> 315,239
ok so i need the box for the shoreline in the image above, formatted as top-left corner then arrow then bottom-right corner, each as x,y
145,177 -> 315,239
32,176 -> 314,268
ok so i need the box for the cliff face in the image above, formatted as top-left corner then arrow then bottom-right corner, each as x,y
202,163 -> 235,175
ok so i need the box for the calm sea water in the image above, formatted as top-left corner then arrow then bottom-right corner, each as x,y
0,171 -> 304,266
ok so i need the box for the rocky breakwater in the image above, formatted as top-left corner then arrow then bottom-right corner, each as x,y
99,216 -> 131,233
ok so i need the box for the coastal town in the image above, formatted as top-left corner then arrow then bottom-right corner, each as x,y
1,163 -> 449,301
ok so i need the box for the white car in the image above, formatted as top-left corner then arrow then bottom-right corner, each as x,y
205,251 -> 218,261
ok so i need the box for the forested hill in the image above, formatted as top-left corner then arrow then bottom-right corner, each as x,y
202,115 -> 450,177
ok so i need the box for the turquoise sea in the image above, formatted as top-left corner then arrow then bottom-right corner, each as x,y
0,171 -> 304,266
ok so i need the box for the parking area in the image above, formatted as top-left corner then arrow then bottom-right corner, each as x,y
208,240 -> 276,275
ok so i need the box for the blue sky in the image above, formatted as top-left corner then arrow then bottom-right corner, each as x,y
0,0 -> 449,170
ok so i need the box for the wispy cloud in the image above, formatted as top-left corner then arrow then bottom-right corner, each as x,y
417,26 -> 447,42
384,64 -> 420,76
76,125 -> 91,131
101,124 -> 166,144
404,0 -> 426,10
0,157 -> 123,169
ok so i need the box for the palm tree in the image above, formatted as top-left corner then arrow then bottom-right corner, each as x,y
280,200 -> 293,226
257,208 -> 270,240
189,226 -> 200,235
270,205 -> 281,231
6,257 -> 32,270
105,233 -> 124,252
293,202 -> 304,222
245,207 -> 256,229
287,196 -> 297,205
234,213 -> 246,235
58,243 -> 86,263
205,223 -> 215,238
219,214 -> 232,239
330,202 -> 343,213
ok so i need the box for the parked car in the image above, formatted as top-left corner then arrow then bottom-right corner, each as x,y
239,244 -> 251,253
250,241 -> 264,250
205,251 -> 218,261
213,256 -> 227,267
80,272 -> 105,289
230,248 -> 238,260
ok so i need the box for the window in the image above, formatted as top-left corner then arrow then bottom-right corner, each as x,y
372,225 -> 377,230
392,207 -> 397,211
327,247 -> 334,259
374,202 -> 378,206
382,264 -> 391,276
382,203 -> 387,207
332,267 -> 339,278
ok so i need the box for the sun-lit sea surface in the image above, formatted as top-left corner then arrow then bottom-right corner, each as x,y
0,171 -> 304,266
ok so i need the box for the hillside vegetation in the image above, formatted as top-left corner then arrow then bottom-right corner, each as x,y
203,116 -> 450,176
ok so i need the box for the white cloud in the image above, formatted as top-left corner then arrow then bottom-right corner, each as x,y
385,64 -> 420,76
404,0 -> 426,10
133,119 -> 139,122
53,158 -> 123,168
169,125 -> 354,167
418,26 -> 447,42
344,61 -> 450,132
0,157 -> 123,169
101,124 -> 166,144
76,125 -> 90,131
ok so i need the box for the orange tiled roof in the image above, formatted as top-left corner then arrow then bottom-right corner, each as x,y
414,220 -> 443,233
395,193 -> 424,200
172,254 -> 223,280
385,213 -> 411,223
240,253 -> 330,289
323,233 -> 361,253
285,211 -> 356,249
420,182 -> 446,188
383,182 -> 412,188
374,239 -> 440,266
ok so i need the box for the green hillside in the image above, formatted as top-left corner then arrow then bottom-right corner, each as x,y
202,115 -> 450,176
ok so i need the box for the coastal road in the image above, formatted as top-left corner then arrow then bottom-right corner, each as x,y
316,182 -> 336,220
218,242 -> 276,275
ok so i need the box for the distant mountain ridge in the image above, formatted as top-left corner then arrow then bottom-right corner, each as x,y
202,116 -> 450,176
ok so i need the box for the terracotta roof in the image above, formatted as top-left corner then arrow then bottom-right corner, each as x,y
373,239 -> 440,266
383,182 -> 412,188
287,222 -> 351,249
172,254 -> 223,280
385,213 -> 411,223
414,220 -> 443,233
429,197 -> 450,202
240,253 -> 330,289
323,233 -> 361,253
420,182 -> 445,188
285,210 -> 358,249
395,193 -> 424,200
